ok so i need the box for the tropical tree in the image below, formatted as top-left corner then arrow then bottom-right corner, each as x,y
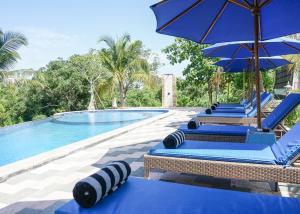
68,50 -> 110,110
0,29 -> 28,70
98,34 -> 150,107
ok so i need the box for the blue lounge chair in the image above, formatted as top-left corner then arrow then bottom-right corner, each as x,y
180,93 -> 300,142
199,92 -> 272,117
145,121 -> 300,184
55,177 -> 300,214
217,91 -> 256,109
212,92 -> 270,114
196,93 -> 273,125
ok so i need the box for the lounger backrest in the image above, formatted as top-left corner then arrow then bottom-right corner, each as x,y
246,91 -> 263,108
242,91 -> 256,107
247,93 -> 272,117
262,93 -> 300,129
271,121 -> 300,166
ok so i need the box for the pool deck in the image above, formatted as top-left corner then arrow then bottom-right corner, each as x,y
0,108 -> 299,214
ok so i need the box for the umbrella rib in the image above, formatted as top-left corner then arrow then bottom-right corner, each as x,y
259,0 -> 273,8
158,0 -> 205,32
200,1 -> 229,43
205,45 -> 225,57
261,45 -> 271,57
230,45 -> 242,59
228,0 -> 251,10
241,43 -> 253,53
282,42 -> 300,53
266,57 -> 277,69
223,59 -> 236,71
241,0 -> 252,7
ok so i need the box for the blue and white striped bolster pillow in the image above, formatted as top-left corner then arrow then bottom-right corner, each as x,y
73,161 -> 131,208
163,130 -> 185,149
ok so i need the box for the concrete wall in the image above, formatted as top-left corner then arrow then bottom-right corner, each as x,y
162,74 -> 176,107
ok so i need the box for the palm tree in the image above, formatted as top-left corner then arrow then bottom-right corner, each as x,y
0,29 -> 28,70
98,34 -> 150,107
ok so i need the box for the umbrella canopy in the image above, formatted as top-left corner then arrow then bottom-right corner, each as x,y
203,38 -> 300,58
150,1 -> 300,44
215,57 -> 291,72
150,0 -> 300,128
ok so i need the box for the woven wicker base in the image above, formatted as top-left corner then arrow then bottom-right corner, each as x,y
144,155 -> 300,184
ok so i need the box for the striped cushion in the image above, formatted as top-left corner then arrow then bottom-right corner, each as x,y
73,161 -> 131,208
187,119 -> 200,129
163,130 -> 185,149
205,108 -> 212,114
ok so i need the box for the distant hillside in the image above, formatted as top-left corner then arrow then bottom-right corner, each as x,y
7,68 -> 37,76
3,69 -> 37,83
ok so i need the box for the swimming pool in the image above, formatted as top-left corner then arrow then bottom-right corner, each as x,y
0,110 -> 166,167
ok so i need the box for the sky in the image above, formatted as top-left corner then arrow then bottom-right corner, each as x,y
0,0 -> 187,76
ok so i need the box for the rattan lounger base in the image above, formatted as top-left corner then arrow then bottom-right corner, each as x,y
144,155 -> 300,184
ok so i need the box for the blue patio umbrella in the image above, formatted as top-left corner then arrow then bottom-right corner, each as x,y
203,38 -> 300,58
215,57 -> 291,73
150,0 -> 300,128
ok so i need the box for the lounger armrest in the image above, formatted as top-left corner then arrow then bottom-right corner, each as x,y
196,116 -> 258,125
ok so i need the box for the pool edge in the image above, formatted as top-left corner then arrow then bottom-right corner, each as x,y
0,109 -> 174,182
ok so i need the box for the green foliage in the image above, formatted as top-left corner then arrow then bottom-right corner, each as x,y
163,39 -> 217,83
285,106 -> 300,127
0,84 -> 26,126
285,90 -> 300,127
163,38 -> 220,106
23,58 -> 91,119
126,87 -> 161,107
32,114 -> 47,121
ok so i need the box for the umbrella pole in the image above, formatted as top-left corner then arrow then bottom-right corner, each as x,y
254,7 -> 262,129
250,57 -> 255,107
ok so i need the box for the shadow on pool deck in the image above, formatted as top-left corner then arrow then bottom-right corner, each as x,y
0,200 -> 66,214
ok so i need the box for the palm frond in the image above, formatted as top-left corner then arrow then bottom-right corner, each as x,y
98,35 -> 115,49
0,30 -> 28,70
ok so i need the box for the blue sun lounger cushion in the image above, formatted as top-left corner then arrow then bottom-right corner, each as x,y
180,124 -> 256,136
73,161 -> 131,208
55,177 -> 300,214
149,140 -> 277,165
262,93 -> 300,129
163,130 -> 185,149
187,119 -> 200,129
271,122 -> 300,166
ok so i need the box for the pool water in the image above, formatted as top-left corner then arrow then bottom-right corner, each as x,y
0,110 -> 165,166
